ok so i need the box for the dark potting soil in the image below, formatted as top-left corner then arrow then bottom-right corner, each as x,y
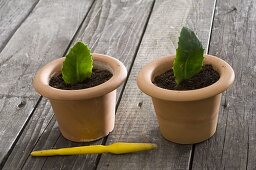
153,65 -> 220,90
49,69 -> 113,90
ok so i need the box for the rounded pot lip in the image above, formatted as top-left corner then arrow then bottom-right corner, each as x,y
33,53 -> 127,100
137,54 -> 235,101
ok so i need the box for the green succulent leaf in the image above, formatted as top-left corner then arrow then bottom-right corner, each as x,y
62,42 -> 93,84
173,27 -> 204,84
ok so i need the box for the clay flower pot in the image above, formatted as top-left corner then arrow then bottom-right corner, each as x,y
137,55 -> 235,144
33,53 -> 127,142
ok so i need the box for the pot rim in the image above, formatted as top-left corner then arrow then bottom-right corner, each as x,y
137,55 -> 235,101
33,53 -> 127,100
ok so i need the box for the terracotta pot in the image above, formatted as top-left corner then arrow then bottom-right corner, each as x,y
137,55 -> 235,144
33,53 -> 127,142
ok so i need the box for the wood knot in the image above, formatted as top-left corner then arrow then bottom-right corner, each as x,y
138,101 -> 143,108
227,6 -> 237,14
222,99 -> 228,108
18,100 -> 26,108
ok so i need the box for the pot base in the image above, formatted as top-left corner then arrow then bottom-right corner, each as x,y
60,131 -> 112,142
50,91 -> 116,143
152,94 -> 221,145
159,127 -> 216,144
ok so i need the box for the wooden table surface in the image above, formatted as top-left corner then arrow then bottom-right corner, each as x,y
0,0 -> 255,169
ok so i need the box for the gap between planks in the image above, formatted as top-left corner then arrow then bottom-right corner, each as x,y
188,0 -> 218,169
93,0 -> 156,169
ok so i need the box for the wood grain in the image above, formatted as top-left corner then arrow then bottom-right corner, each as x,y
3,0 -> 155,169
29,0 -> 155,169
192,0 -> 256,169
97,0 -> 216,169
0,0 -> 39,52
0,0 -> 95,168
2,99 -> 54,169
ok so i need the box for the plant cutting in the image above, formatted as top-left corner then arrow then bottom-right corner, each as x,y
137,27 -> 235,144
33,41 -> 127,142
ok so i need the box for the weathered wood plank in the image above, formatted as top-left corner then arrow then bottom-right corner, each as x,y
29,0 -> 155,169
0,0 -> 39,52
2,99 -> 54,169
0,0 -> 95,168
97,0 -> 216,169
3,0 -> 155,169
192,0 -> 256,169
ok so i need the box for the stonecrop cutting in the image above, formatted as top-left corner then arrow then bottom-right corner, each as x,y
62,42 -> 93,84
173,27 -> 205,84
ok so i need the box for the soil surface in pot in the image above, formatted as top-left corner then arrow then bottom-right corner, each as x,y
49,69 -> 113,90
153,65 -> 219,90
